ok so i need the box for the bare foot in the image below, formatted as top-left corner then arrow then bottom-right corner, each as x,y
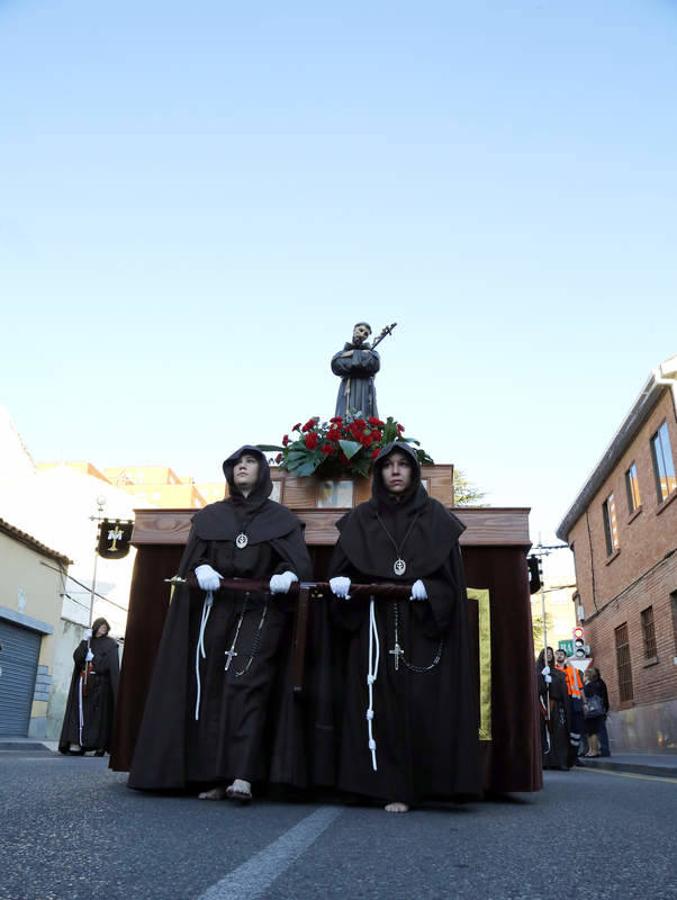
226,778 -> 253,802
384,802 -> 409,813
198,786 -> 229,801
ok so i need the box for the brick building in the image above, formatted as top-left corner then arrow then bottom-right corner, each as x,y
557,355 -> 677,753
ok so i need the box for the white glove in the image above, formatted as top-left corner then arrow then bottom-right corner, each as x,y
544,674 -> 552,684
329,576 -> 351,599
410,579 -> 428,601
83,629 -> 92,641
195,564 -> 223,592
542,666 -> 550,676
269,572 -> 299,594
85,649 -> 94,662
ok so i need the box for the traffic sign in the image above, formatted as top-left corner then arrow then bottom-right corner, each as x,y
558,639 -> 574,656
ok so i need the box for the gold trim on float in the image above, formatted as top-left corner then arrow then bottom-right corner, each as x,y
467,587 -> 492,741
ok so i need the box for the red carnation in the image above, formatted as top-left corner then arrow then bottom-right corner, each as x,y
320,443 -> 334,455
292,422 -> 302,432
354,418 -> 366,429
397,423 -> 405,433
282,434 -> 290,446
302,416 -> 320,432
327,428 -> 341,443
368,417 -> 384,426
330,416 -> 343,424
305,432 -> 319,450
371,448 -> 381,459
275,453 -> 283,463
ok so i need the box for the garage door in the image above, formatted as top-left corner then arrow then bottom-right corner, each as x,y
0,619 -> 41,736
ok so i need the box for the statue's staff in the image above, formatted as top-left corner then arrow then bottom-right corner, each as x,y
369,322 -> 397,351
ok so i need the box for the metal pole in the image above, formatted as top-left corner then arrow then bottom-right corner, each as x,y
88,496 -> 106,629
536,543 -> 552,754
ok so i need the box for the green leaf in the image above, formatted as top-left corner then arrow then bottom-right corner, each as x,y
286,449 -> 310,462
256,444 -> 284,452
338,439 -> 362,460
294,458 -> 321,476
351,456 -> 372,478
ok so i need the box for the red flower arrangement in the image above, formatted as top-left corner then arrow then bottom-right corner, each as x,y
258,415 -> 433,478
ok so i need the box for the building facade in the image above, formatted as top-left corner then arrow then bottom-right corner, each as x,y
0,519 -> 73,739
557,356 -> 677,753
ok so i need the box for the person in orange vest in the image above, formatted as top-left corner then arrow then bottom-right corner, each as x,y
555,648 -> 584,765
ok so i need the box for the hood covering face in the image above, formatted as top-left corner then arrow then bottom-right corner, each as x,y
222,445 -> 273,511
91,617 -> 111,637
371,441 -> 426,512
334,441 -> 465,580
190,445 -> 298,546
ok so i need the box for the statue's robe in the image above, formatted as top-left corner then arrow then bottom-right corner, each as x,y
128,447 -> 321,792
59,636 -> 119,753
329,442 -> 482,805
331,344 -> 380,418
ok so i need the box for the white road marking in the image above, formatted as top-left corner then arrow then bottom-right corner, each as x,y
198,805 -> 343,900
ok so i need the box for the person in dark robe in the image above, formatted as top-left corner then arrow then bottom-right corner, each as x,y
59,617 -> 119,756
328,441 -> 481,812
537,647 -> 571,770
555,647 -> 585,765
331,322 -> 380,418
127,446 -> 312,802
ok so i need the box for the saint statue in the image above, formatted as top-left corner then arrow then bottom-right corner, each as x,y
331,322 -> 380,419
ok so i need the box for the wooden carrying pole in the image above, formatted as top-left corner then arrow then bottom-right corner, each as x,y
178,576 -> 412,693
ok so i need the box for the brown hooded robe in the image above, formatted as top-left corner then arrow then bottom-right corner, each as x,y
329,441 -> 482,805
59,623 -> 119,754
128,446 -> 312,791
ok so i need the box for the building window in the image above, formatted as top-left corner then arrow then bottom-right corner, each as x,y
650,421 -> 677,503
602,493 -> 619,556
640,606 -> 657,659
625,463 -> 641,514
615,623 -> 634,702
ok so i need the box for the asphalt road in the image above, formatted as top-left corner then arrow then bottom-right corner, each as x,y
1,753 -> 676,900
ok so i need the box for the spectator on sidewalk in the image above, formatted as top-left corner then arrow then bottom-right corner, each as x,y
583,666 -> 610,758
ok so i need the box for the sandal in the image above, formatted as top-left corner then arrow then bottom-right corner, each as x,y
226,785 -> 253,803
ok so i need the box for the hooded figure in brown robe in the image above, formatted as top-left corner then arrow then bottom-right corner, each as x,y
59,617 -> 119,756
128,446 -> 312,800
329,441 -> 481,811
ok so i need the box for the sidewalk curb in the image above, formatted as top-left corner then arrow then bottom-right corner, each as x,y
0,740 -> 57,753
580,759 -> 677,779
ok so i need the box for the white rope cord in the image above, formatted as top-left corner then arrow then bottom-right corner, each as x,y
539,695 -> 551,754
194,590 -> 214,721
78,674 -> 84,745
366,596 -> 380,771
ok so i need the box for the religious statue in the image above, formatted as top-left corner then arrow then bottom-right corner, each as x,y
331,322 -> 396,419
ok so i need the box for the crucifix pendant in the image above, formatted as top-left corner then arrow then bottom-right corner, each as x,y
235,533 -> 248,550
389,642 -> 404,671
393,558 -> 406,576
224,646 -> 238,671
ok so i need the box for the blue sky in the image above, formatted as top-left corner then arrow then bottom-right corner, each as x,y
2,0 -> 676,565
